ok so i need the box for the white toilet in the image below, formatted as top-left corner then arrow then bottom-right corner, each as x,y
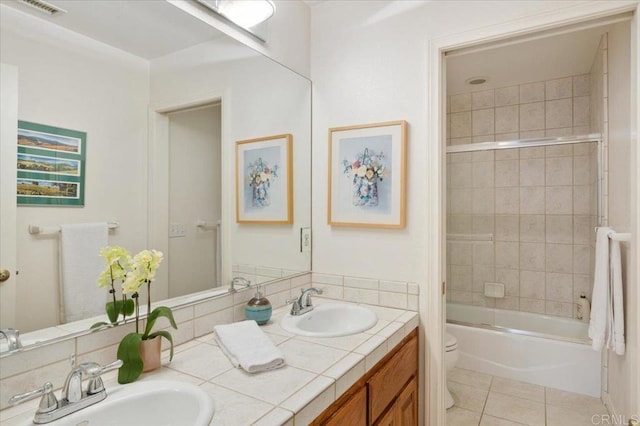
445,333 -> 459,409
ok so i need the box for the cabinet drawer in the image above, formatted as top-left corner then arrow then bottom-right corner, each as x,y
368,334 -> 418,422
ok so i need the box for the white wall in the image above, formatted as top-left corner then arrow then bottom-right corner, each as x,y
603,21 -> 638,420
168,104 -> 222,297
0,6 -> 150,332
310,1 -> 639,423
150,38 -> 312,282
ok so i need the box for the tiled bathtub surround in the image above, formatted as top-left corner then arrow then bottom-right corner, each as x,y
1,301 -> 419,425
311,272 -> 420,311
446,74 -> 591,146
446,143 -> 598,318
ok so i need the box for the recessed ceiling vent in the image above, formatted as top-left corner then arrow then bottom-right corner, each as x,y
17,0 -> 67,16
466,76 -> 488,86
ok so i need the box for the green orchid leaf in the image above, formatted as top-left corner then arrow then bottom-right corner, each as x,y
147,330 -> 174,361
90,321 -> 109,330
143,306 -> 177,337
123,298 -> 135,316
116,332 -> 143,384
105,301 -> 119,324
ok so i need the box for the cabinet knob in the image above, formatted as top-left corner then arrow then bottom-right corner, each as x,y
0,269 -> 10,283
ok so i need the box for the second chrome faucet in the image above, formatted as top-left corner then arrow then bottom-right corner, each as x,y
289,287 -> 323,316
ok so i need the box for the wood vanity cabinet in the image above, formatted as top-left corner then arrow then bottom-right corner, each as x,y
313,329 -> 419,426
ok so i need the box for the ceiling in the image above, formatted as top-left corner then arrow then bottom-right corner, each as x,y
446,25 -> 608,95
1,0 -> 225,59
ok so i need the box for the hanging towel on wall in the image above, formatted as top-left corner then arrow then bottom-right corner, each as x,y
609,239 -> 625,355
589,227 -> 626,355
214,320 -> 285,373
59,223 -> 109,323
589,227 -> 612,351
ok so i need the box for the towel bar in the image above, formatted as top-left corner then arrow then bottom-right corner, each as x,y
29,222 -> 119,235
609,232 -> 631,242
195,220 -> 219,231
447,233 -> 493,242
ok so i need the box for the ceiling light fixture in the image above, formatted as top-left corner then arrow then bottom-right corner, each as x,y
196,0 -> 275,29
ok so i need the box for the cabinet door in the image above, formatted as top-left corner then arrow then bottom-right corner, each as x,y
322,385 -> 367,426
395,377 -> 418,425
373,404 -> 398,426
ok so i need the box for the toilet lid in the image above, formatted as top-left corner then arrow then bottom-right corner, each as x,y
445,333 -> 457,348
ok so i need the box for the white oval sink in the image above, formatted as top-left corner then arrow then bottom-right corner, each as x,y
49,380 -> 214,426
281,303 -> 377,337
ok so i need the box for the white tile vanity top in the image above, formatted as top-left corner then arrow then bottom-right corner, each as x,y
1,300 -> 418,426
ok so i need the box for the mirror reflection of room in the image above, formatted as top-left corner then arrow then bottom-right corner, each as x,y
0,0 -> 311,343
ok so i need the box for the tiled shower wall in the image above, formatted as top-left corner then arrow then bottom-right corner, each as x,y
446,144 -> 597,318
446,74 -> 591,144
445,73 -> 603,319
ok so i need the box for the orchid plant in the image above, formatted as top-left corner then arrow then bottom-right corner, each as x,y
92,246 -> 134,328
116,249 -> 177,384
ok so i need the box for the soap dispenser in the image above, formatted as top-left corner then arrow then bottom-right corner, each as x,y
245,284 -> 272,325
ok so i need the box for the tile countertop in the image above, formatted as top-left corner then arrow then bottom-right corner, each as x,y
1,299 -> 419,426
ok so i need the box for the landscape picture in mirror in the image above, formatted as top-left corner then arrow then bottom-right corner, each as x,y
17,121 -> 86,206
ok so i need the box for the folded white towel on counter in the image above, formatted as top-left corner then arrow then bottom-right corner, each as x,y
214,320 -> 285,373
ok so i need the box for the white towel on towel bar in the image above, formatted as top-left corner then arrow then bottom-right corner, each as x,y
59,223 -> 109,323
589,227 -> 612,351
214,320 -> 285,373
589,227 -> 625,355
609,239 -> 625,355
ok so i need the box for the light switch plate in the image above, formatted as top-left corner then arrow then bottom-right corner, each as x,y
301,227 -> 311,252
169,223 -> 187,238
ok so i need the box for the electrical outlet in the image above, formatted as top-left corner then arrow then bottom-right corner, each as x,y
169,223 -> 187,238
301,227 -> 311,252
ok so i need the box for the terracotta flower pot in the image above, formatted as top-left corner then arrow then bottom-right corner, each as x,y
140,336 -> 161,372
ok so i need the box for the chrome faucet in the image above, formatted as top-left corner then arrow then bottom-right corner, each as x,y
289,287 -> 323,316
9,359 -> 122,424
0,328 -> 22,351
230,276 -> 251,293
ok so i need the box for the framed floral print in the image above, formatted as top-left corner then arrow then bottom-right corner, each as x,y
236,134 -> 293,224
328,120 -> 406,228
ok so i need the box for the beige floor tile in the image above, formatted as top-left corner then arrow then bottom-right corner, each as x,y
480,415 -> 528,425
449,367 -> 493,390
546,403 -> 604,426
484,392 -> 545,426
490,377 -> 545,402
448,381 -> 489,412
545,387 -> 607,414
446,406 -> 482,426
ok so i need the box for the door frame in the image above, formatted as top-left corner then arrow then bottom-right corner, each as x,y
148,89 -> 231,300
0,63 -> 18,329
425,2 -> 640,424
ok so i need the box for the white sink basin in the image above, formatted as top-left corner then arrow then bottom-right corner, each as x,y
49,380 -> 214,426
281,302 -> 377,337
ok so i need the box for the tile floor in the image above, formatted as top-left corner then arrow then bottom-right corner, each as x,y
446,368 -> 608,426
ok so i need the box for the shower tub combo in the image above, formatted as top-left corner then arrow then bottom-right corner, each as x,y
447,303 -> 601,397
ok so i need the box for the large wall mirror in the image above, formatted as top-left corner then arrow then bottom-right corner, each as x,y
0,0 -> 311,353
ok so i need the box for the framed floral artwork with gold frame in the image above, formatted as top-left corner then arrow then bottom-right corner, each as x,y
236,134 -> 293,224
328,120 -> 407,228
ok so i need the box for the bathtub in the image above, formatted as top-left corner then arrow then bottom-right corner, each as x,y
446,303 -> 601,397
